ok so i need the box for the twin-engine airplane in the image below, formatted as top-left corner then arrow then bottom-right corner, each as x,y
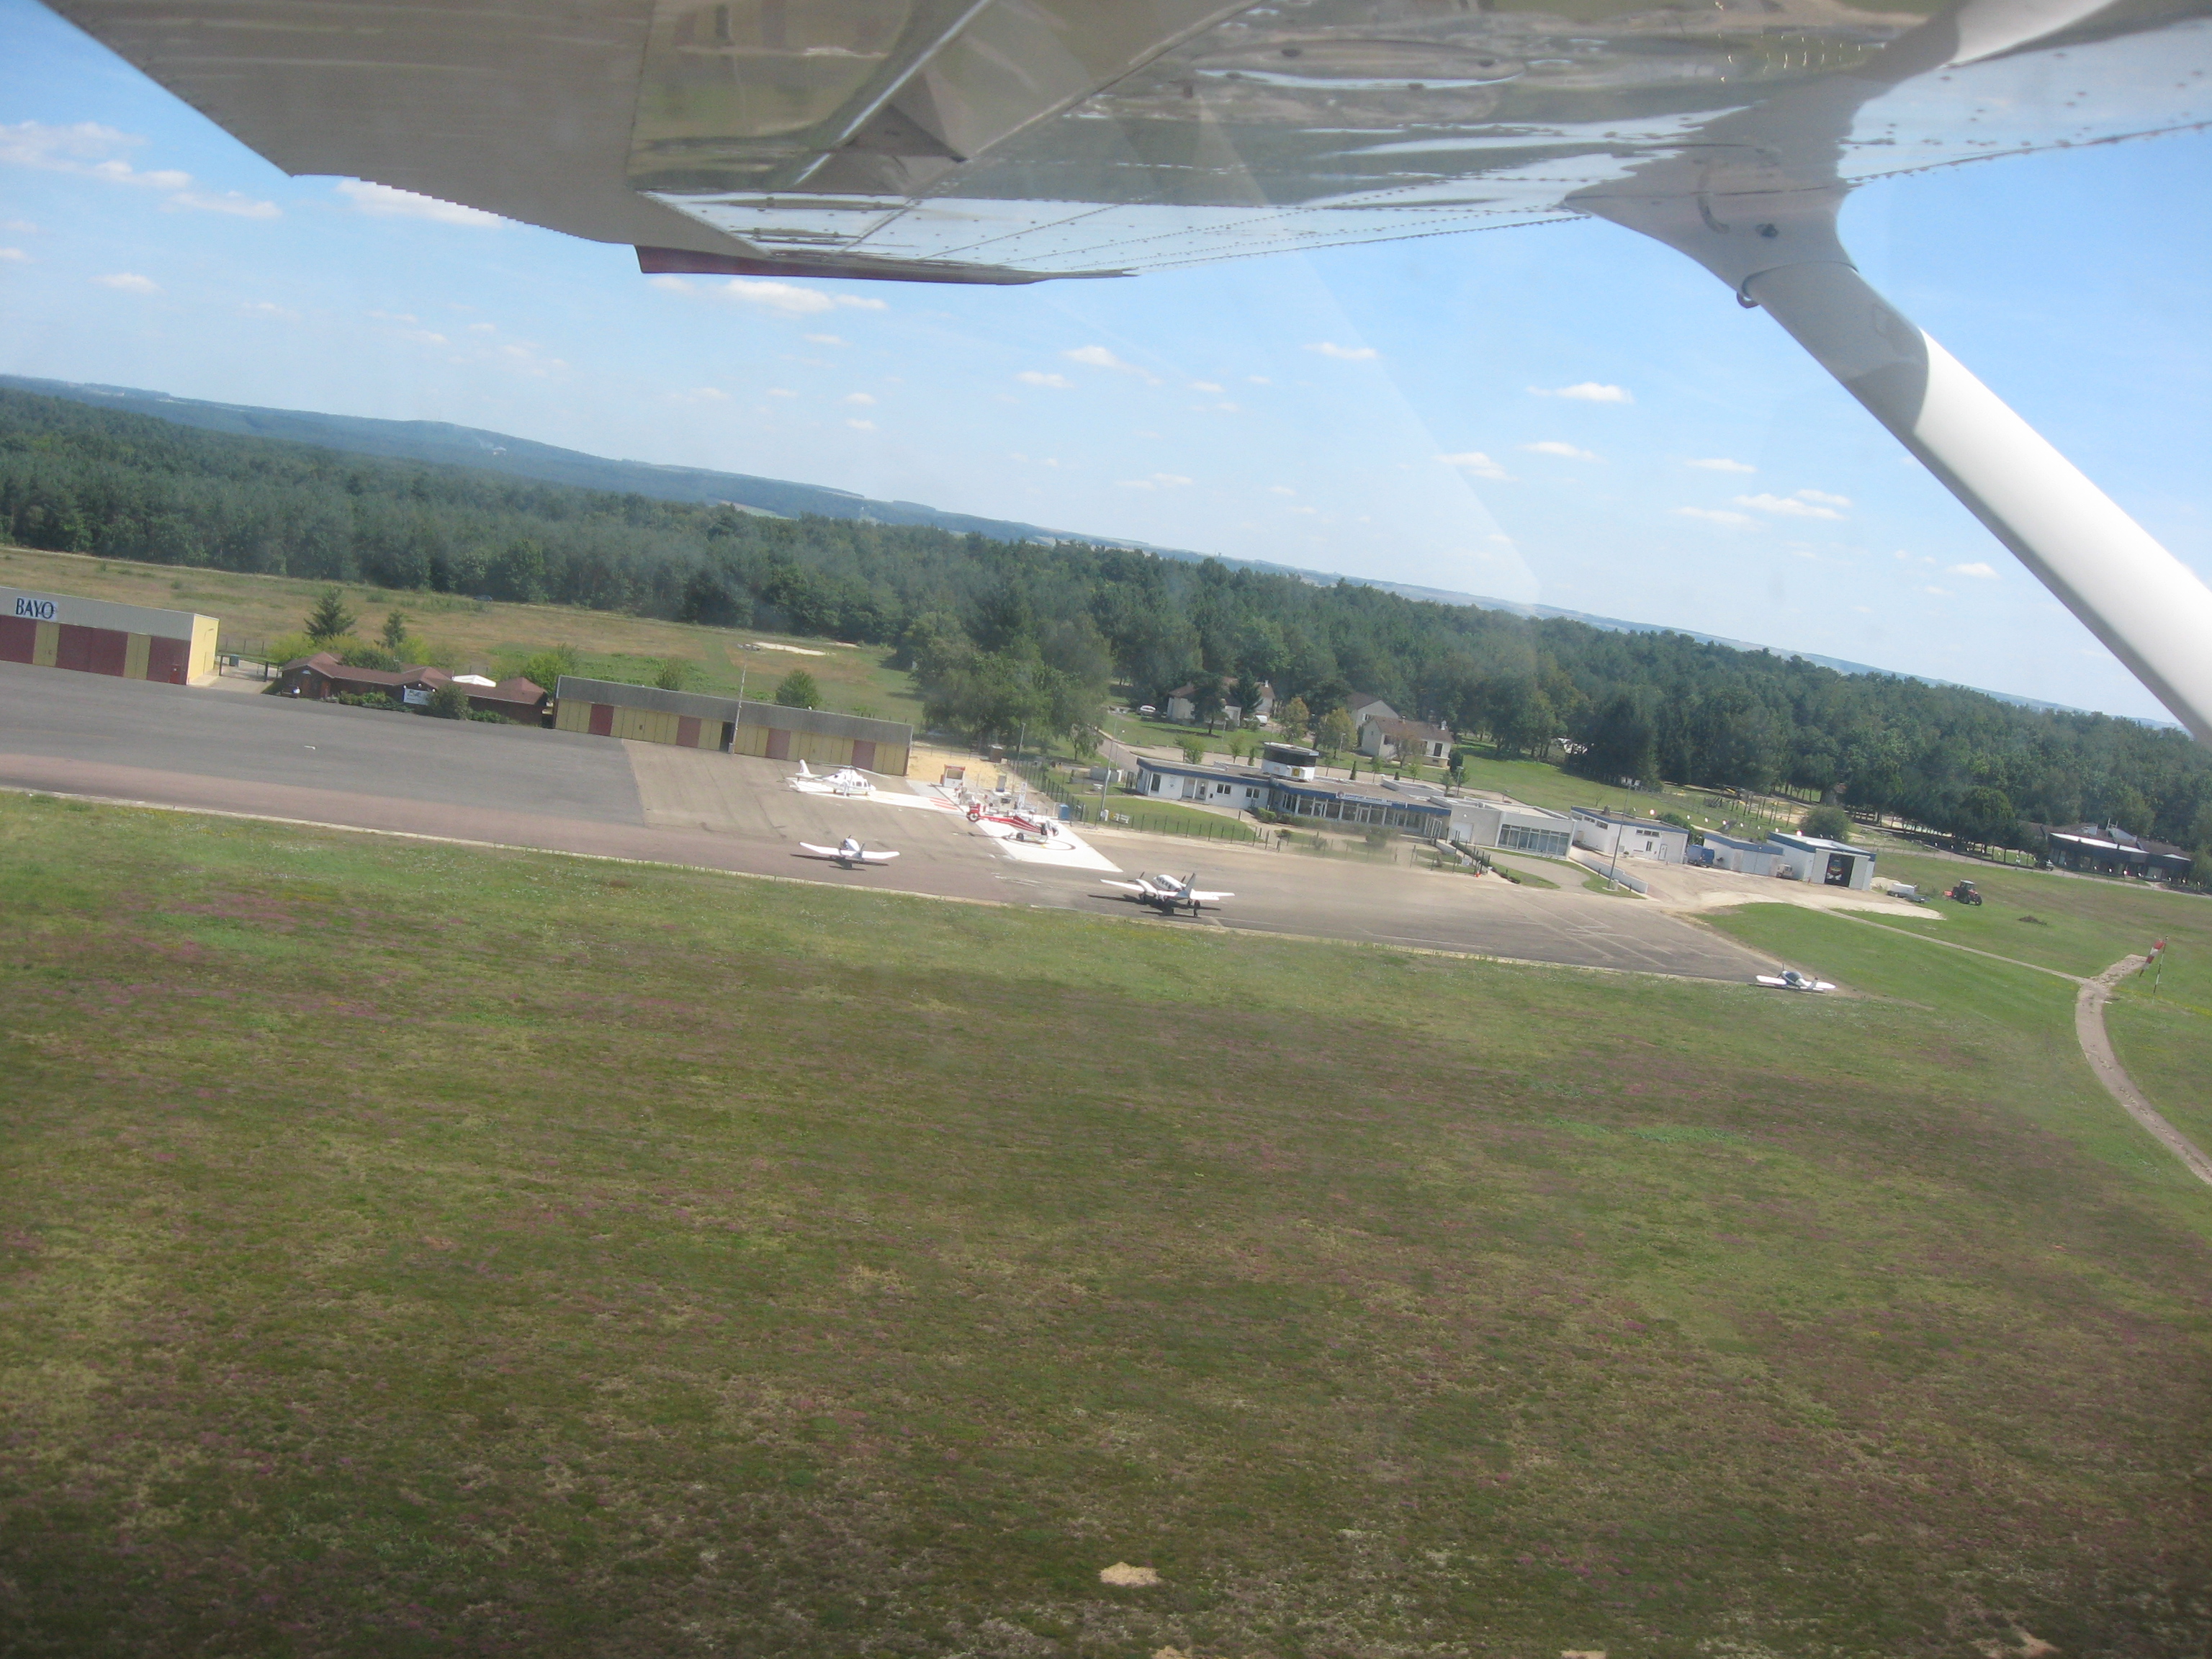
1101,873 -> 1233,916
43,0 -> 2212,740
798,837 -> 900,870
789,760 -> 875,798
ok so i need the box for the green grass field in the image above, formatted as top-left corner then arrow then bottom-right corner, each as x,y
4,793 -> 2210,1658
0,544 -> 924,724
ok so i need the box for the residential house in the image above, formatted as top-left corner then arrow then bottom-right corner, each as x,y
1359,714 -> 1452,763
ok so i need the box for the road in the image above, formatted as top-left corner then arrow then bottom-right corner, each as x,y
0,662 -> 1776,981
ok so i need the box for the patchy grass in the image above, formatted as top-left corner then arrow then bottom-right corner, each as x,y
2106,997 -> 2212,1159
3,795 -> 2210,1658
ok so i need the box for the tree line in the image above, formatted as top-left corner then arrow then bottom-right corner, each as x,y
4,385 -> 2206,859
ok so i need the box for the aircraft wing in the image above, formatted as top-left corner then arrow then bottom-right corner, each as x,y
1098,880 -> 1149,895
1190,890 -> 1232,904
856,850 -> 900,863
43,0 -> 2212,284
796,843 -> 845,859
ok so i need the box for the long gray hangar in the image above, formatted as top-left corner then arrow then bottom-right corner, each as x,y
46,0 -> 2212,739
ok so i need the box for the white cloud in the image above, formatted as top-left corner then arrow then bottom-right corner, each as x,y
1673,506 -> 1758,528
0,122 -> 190,190
169,189 -> 280,219
467,321 -> 498,333
238,299 -> 298,320
2,220 -> 37,233
648,275 -> 693,295
1117,472 -> 1194,490
1795,487 -> 1851,507
336,179 -> 504,227
1064,343 -> 1161,383
1735,491 -> 1843,521
1685,457 -> 1755,473
834,292 -> 886,311
1531,381 -> 1632,403
1290,505 -> 1318,516
1521,441 -> 1598,462
804,333 -> 846,346
674,386 -> 729,403
92,272 -> 158,294
1436,451 -> 1513,481
714,279 -> 836,314
1947,560 -> 2000,578
1268,485 -> 1297,497
1017,370 -> 1072,389
766,387 -> 798,397
844,391 -> 876,405
1923,584 -> 1954,597
1190,380 -> 1224,393
846,418 -> 876,431
1246,375 -> 1272,385
0,248 -> 27,264
1305,341 -> 1378,361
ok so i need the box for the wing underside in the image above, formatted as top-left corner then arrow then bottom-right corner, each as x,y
45,0 -> 2212,283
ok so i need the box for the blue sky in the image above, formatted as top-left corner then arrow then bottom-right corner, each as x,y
2,0 -> 2206,721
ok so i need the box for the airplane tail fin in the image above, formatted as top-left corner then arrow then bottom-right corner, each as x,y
798,760 -> 813,776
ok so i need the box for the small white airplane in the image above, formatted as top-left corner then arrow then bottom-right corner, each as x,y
797,837 -> 899,870
788,760 -> 874,797
1755,969 -> 1836,994
1101,873 -> 1232,916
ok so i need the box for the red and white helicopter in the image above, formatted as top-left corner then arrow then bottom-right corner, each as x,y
797,837 -> 899,871
1100,873 -> 1233,917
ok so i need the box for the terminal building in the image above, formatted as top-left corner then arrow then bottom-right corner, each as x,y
1,586 -> 217,685
1570,808 -> 1694,865
553,675 -> 912,775
1128,754 -> 1572,850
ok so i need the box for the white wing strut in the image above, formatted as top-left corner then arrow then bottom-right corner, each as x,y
1578,0 -> 2212,743
1747,262 -> 2212,743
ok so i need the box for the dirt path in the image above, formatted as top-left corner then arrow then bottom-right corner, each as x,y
1820,915 -> 2211,1187
2076,957 -> 2212,1188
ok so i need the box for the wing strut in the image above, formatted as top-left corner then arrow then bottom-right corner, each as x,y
1575,0 -> 2212,742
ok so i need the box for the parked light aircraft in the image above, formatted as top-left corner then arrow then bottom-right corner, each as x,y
797,837 -> 900,870
1755,970 -> 1837,994
1101,873 -> 1233,916
966,802 -> 1067,845
789,760 -> 874,799
44,0 -> 2212,740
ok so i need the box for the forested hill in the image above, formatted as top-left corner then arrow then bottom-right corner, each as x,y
3,385 -> 2206,855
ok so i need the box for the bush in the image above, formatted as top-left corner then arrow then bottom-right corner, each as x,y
774,670 -> 822,709
336,642 -> 403,672
1799,804 -> 1854,841
426,685 -> 472,720
652,657 -> 696,691
264,631 -> 336,667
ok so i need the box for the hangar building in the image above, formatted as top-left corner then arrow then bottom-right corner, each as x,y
554,675 -> 911,775
1,586 -> 217,685
1764,830 -> 1877,889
